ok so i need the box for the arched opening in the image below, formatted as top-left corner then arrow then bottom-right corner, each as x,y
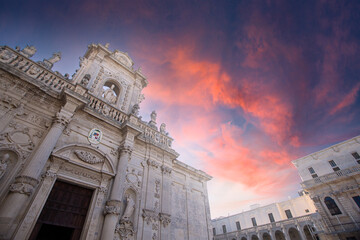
275,230 -> 286,240
263,232 -> 272,240
241,237 -> 247,240
101,80 -> 120,104
288,227 -> 301,240
303,224 -> 319,240
251,235 -> 259,240
324,196 -> 342,215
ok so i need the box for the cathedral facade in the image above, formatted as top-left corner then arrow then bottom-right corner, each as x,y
0,43 -> 213,240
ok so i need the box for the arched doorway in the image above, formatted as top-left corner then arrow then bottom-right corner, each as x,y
263,232 -> 272,240
251,235 -> 259,240
303,224 -> 319,240
288,227 -> 301,240
241,237 -> 247,240
275,230 -> 285,240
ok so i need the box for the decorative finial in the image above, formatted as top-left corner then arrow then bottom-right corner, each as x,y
19,45 -> 37,58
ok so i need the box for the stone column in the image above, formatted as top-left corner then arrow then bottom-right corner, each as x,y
283,227 -> 291,240
297,224 -> 307,240
101,145 -> 133,240
0,92 -> 85,239
160,165 -> 172,239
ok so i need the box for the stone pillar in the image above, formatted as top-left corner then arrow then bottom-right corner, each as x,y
0,92 -> 86,239
283,227 -> 291,240
297,224 -> 307,240
101,145 -> 133,240
160,165 -> 172,239
269,230 -> 276,240
0,103 -> 25,133
0,107 -> 73,238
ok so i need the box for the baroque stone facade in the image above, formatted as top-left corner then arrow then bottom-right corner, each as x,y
0,44 -> 213,240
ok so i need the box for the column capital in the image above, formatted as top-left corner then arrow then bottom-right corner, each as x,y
104,200 -> 122,215
119,145 -> 133,155
9,175 -> 39,196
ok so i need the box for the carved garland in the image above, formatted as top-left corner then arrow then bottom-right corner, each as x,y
74,150 -> 104,164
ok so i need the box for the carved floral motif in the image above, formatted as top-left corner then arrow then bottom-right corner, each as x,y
104,200 -> 122,215
159,213 -> 171,228
9,175 -> 39,195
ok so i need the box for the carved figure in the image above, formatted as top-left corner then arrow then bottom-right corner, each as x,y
131,104 -> 139,116
121,195 -> 135,221
20,46 -> 37,58
102,84 -> 117,104
0,153 -> 10,179
150,111 -> 157,122
160,123 -> 167,134
80,74 -> 91,86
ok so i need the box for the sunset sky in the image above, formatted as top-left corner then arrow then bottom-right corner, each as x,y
1,0 -> 360,218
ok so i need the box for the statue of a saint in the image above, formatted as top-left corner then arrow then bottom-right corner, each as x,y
121,195 -> 135,222
131,104 -> 140,116
150,111 -> 157,122
102,84 -> 117,104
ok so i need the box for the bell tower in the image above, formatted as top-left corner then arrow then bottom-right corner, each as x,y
72,43 -> 147,114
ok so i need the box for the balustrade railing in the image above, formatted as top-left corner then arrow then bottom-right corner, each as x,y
302,165 -> 360,188
0,46 -> 75,92
85,94 -> 128,124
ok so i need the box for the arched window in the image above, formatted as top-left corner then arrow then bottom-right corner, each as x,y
324,197 -> 342,215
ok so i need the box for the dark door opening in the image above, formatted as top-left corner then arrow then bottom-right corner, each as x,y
29,181 -> 93,240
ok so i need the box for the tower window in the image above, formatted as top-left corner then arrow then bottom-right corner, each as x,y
352,196 -> 360,209
213,228 -> 216,236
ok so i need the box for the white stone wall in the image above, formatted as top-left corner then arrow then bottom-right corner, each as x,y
292,136 -> 360,181
211,195 -> 316,235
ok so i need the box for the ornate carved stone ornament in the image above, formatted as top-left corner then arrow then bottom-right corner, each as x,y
17,45 -> 37,58
131,104 -> 139,116
125,167 -> 141,188
9,175 -> 39,196
80,73 -> 91,86
0,123 -> 38,151
111,50 -> 134,68
54,111 -> 72,127
74,150 -> 104,164
102,84 -> 117,104
104,200 -> 122,215
147,159 -> 160,169
87,128 -> 102,144
0,153 -> 10,180
115,221 -> 135,240
142,209 -> 158,225
0,47 -> 18,63
161,165 -> 172,176
154,179 -> 160,199
159,213 -> 171,228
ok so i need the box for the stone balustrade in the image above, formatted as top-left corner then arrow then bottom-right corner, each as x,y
0,46 -> 75,92
85,94 -> 128,124
301,165 -> 360,189
214,213 -> 324,240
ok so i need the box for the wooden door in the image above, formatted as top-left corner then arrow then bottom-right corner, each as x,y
29,181 -> 93,240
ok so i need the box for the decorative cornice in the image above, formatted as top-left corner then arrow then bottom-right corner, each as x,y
161,165 -> 172,176
159,213 -> 171,228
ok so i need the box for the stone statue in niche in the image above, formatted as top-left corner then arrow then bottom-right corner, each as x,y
150,111 -> 157,122
121,195 -> 135,222
102,84 -> 117,104
0,153 -> 10,180
80,74 -> 91,86
131,104 -> 139,116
